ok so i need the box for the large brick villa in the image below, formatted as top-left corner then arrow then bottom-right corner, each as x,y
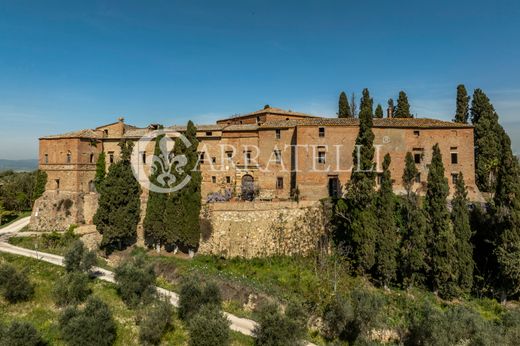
31,106 -> 481,231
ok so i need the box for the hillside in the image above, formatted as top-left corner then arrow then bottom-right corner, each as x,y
0,159 -> 38,172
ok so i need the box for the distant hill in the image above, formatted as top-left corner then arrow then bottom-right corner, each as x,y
0,159 -> 38,172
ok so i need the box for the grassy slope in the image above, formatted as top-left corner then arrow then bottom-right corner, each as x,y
0,253 -> 253,346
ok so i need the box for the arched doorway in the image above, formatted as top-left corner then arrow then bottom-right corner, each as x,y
241,174 -> 255,201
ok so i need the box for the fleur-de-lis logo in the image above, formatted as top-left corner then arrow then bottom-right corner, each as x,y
131,129 -> 192,193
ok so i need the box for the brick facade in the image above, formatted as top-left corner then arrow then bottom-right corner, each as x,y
35,107 -> 482,214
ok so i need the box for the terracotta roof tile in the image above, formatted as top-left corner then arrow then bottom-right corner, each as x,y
41,129 -> 100,139
217,107 -> 320,122
261,117 -> 473,129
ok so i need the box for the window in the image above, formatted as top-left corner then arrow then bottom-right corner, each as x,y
276,177 -> 284,189
211,156 -> 216,164
141,152 -> 146,164
199,152 -> 205,164
108,152 -> 114,164
103,129 -> 108,136
415,173 -> 421,183
66,151 -> 72,164
55,179 -> 60,190
275,129 -> 281,139
211,176 -> 216,183
274,150 -> 282,164
226,176 -> 231,184
256,116 -> 260,123
319,127 -> 325,138
451,152 -> 458,164
89,153 -> 94,163
245,151 -> 252,165
414,153 -> 422,164
317,148 -> 326,164
206,131 -> 213,136
413,130 -> 420,137
452,173 -> 459,184
44,154 -> 49,164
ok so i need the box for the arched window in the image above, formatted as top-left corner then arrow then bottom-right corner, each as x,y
66,151 -> 72,163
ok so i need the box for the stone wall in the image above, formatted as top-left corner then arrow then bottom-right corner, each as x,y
29,191 -> 99,231
198,200 -> 331,258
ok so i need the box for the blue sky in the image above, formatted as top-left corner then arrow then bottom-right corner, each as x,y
0,0 -> 519,159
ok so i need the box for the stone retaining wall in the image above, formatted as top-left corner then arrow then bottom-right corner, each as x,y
198,200 -> 331,258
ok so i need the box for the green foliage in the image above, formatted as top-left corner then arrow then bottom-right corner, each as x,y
0,171 -> 37,211
114,255 -> 157,307
321,295 -> 353,340
347,289 -> 384,342
53,272 -> 91,306
188,305 -> 231,346
398,195 -> 428,288
425,144 -> 458,298
402,152 -> 418,195
334,88 -> 378,274
32,169 -> 47,204
374,103 -> 384,118
451,173 -> 474,294
253,302 -> 306,346
59,296 -> 117,346
163,121 -> 202,250
493,132 -> 520,298
338,91 -> 352,118
138,298 -> 174,346
93,140 -> 141,251
406,304 -> 499,346
0,262 -> 34,303
453,84 -> 470,123
94,152 -> 106,191
471,88 -> 504,193
0,321 -> 44,346
394,91 -> 412,118
143,130 -> 168,248
374,154 -> 398,287
178,279 -> 222,321
63,240 -> 96,273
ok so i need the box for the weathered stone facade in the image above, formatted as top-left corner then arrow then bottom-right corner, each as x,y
198,201 -> 330,258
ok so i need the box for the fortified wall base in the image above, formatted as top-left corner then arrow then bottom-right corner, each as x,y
29,191 -> 99,231
198,201 -> 331,259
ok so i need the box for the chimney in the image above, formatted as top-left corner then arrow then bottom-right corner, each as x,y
118,117 -> 125,123
387,106 -> 394,118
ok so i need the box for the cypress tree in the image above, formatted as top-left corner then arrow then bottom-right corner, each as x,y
93,140 -> 141,251
451,173 -> 474,294
94,152 -> 106,191
374,104 -> 384,118
350,93 -> 357,118
163,121 -> 202,250
394,91 -> 412,118
338,91 -> 352,118
399,152 -> 428,288
471,89 -> 503,193
32,169 -> 47,203
493,133 -> 520,300
387,98 -> 394,117
453,84 -> 470,123
375,154 -> 398,287
425,144 -> 458,298
143,129 -> 168,250
336,88 -> 377,274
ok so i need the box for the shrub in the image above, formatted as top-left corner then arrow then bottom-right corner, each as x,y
178,279 -> 222,321
138,298 -> 174,346
321,295 -> 353,340
53,272 -> 91,306
114,256 -> 156,307
253,302 -> 306,346
0,263 -> 34,303
502,310 -> 520,346
59,296 -> 116,346
188,305 -> 230,346
63,240 -> 96,273
0,321 -> 44,346
348,289 -> 384,342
